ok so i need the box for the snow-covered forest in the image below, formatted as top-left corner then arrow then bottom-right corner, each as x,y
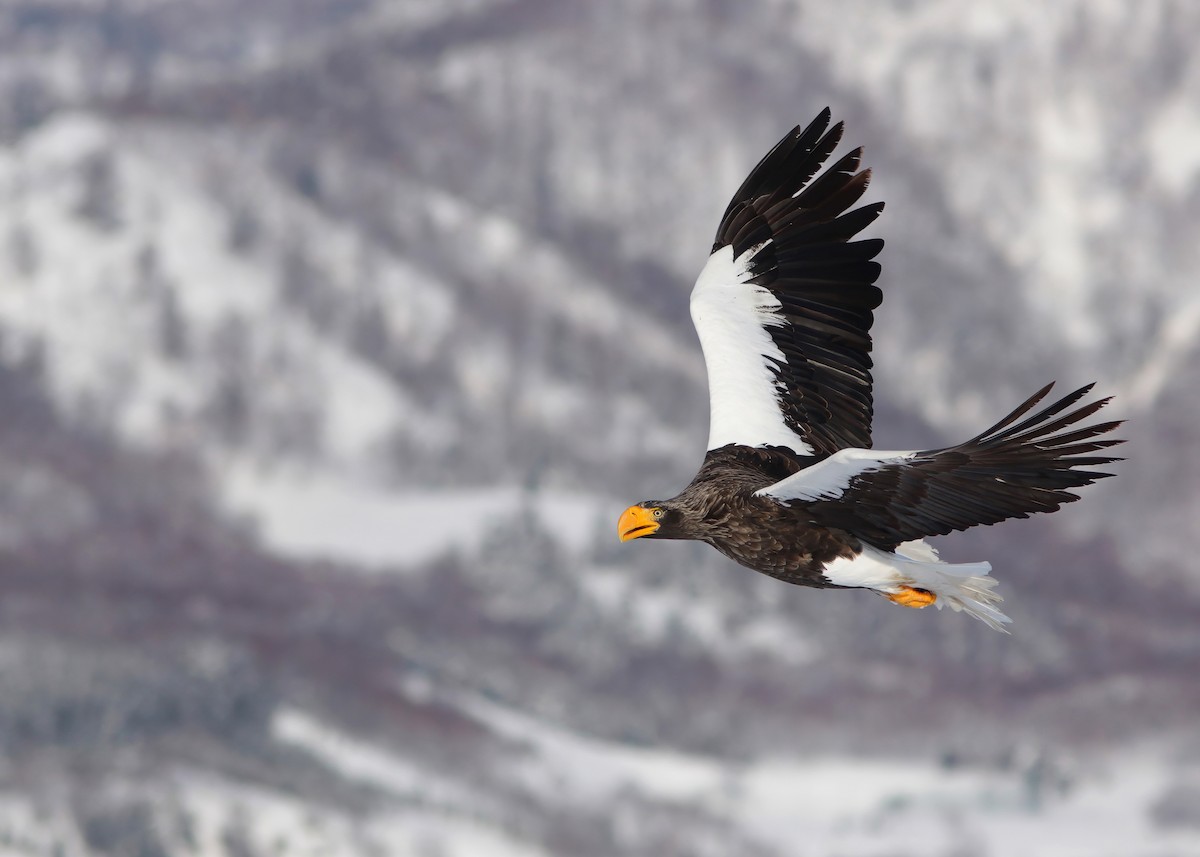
0,1 -> 1198,854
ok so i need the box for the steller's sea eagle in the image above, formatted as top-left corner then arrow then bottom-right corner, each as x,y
617,109 -> 1123,632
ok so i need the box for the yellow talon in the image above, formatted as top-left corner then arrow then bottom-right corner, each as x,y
887,586 -> 937,608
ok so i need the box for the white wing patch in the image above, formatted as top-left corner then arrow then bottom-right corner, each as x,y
755,447 -> 917,502
690,243 -> 812,453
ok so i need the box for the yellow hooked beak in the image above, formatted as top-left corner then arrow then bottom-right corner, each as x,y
618,505 -> 660,542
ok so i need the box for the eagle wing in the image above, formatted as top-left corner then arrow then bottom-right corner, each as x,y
757,384 -> 1124,550
690,109 -> 884,456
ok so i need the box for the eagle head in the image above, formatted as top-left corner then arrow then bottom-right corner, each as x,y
618,501 -> 686,542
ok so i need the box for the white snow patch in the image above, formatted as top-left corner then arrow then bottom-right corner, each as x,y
174,768 -> 548,857
12,111 -> 110,167
220,464 -> 608,569
1121,295 -> 1200,408
1149,95 -> 1200,196
462,692 -> 725,807
274,708 -> 468,804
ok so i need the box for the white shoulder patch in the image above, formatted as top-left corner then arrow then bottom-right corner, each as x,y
755,447 -> 917,503
689,244 -> 812,453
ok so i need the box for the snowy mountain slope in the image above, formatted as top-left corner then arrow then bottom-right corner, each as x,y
0,114 -> 409,470
0,106 -> 706,498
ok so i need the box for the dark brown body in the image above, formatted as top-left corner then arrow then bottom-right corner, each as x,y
655,445 -> 861,588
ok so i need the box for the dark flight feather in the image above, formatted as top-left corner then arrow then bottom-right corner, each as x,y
804,384 -> 1125,550
711,110 -> 885,455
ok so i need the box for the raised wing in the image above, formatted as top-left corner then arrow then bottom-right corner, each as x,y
758,384 -> 1124,550
690,109 -> 884,455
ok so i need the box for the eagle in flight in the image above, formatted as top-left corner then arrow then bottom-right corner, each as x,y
617,109 -> 1123,631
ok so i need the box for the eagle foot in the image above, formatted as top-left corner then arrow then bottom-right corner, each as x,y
887,586 -> 937,608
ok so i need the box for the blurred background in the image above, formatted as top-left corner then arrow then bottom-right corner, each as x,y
0,0 -> 1197,854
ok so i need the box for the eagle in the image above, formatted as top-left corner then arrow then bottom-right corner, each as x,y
617,109 -> 1123,631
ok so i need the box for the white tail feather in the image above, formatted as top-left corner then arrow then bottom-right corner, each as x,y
893,541 -> 1011,633
823,542 -> 1013,632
